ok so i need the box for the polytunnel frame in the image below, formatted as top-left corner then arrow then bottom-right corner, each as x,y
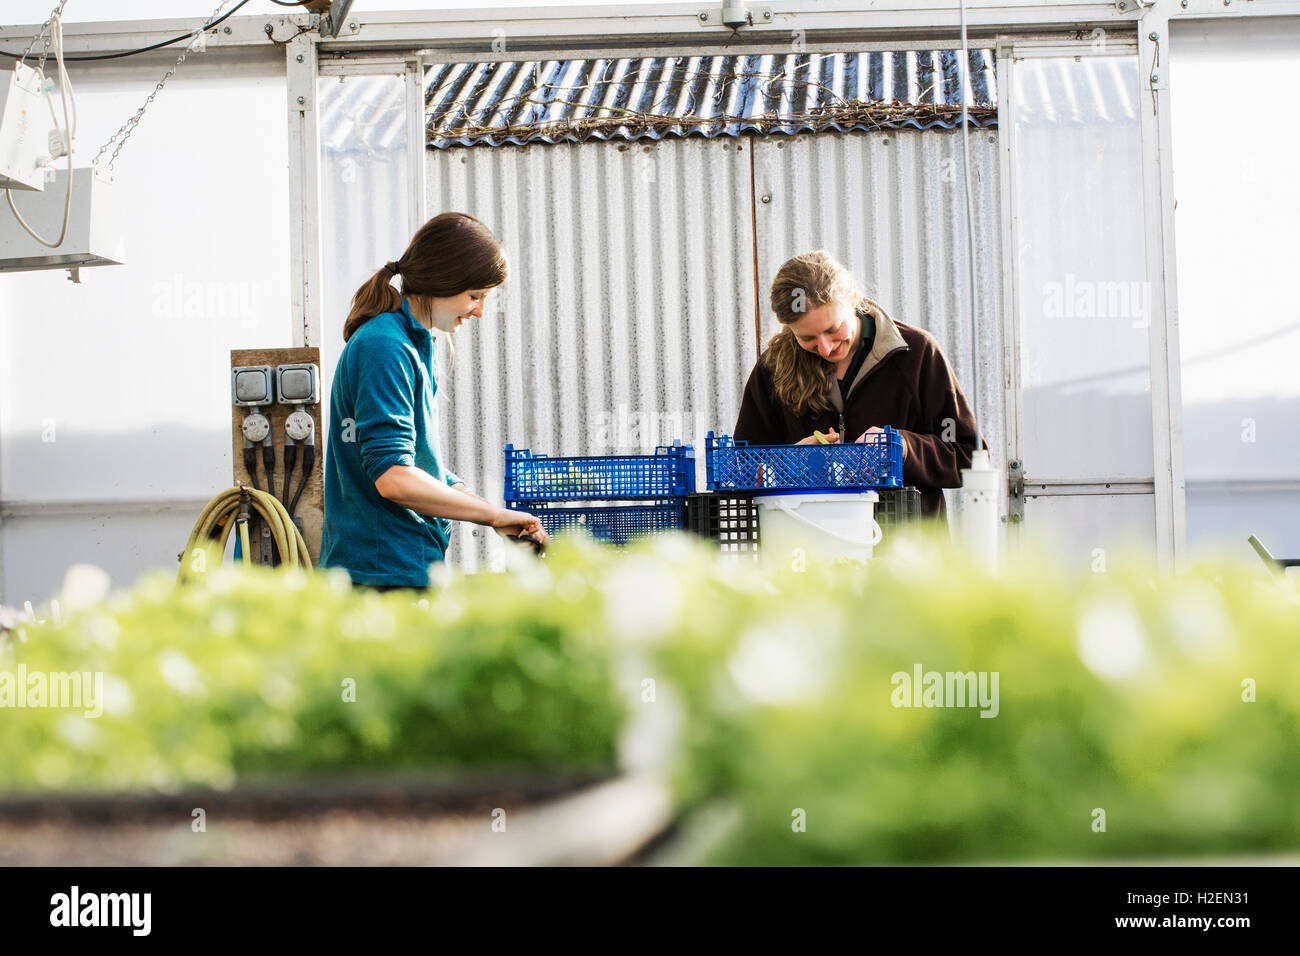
307,0 -> 1277,574
8,0 -> 1299,581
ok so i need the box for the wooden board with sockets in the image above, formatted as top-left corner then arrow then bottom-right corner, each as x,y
230,347 -> 324,567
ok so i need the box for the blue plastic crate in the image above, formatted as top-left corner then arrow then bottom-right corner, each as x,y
503,441 -> 695,503
706,429 -> 904,491
507,500 -> 685,546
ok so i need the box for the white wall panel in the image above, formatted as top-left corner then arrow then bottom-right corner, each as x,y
0,50 -> 289,604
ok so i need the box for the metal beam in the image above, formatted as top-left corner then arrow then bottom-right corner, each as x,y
396,33 -> 1117,66
1022,479 -> 1157,497
318,3 -> 1132,53
5,1 -> 1298,59
0,12 -> 317,56
0,3 -> 1157,59
287,33 -> 324,349
404,55 -> 428,239
1169,0 -> 1300,18
994,41 -> 1022,549
0,498 -> 214,519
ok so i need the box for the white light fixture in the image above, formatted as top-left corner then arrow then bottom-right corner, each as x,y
0,167 -> 124,275
0,62 -> 54,193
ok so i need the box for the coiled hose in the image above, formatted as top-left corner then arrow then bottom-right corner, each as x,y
178,485 -> 312,584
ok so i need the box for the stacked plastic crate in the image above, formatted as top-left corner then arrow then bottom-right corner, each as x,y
687,428 -> 916,556
503,442 -> 695,546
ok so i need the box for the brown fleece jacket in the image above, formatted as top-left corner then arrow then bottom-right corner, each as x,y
733,305 -> 980,517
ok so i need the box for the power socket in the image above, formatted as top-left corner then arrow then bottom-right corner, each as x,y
0,63 -> 55,192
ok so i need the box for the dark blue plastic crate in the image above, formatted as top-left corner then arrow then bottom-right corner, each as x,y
706,429 -> 904,492
507,500 -> 685,546
503,441 -> 695,503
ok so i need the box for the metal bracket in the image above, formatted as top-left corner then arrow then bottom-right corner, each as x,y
697,5 -> 774,28
1007,459 -> 1025,524
260,517 -> 274,566
1115,0 -> 1155,12
288,33 -> 318,112
323,0 -> 359,39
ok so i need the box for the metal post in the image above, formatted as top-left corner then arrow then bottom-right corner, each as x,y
287,32 -> 324,348
1137,2 -> 1188,572
995,38 -> 1022,552
404,54 -> 428,238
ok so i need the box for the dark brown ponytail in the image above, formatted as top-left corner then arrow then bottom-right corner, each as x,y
343,211 -> 509,342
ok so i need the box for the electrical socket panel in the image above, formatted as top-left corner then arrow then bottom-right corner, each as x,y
276,363 -> 319,405
0,62 -> 55,192
232,365 -> 275,406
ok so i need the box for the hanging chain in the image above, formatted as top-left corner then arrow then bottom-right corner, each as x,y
18,0 -> 70,72
93,0 -> 233,177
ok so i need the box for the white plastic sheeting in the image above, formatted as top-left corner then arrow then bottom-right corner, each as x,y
0,50 -> 291,604
1010,55 -> 1153,485
1003,53 -> 1160,566
1171,17 -> 1300,562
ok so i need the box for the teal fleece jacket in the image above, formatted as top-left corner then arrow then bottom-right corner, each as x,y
319,298 -> 461,586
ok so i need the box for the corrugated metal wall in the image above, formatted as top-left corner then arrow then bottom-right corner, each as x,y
752,128 -> 1004,467
427,136 -> 758,570
427,127 -> 1002,570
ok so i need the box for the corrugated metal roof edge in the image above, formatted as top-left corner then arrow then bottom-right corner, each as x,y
426,106 -> 998,150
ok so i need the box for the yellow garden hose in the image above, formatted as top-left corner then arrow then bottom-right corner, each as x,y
178,485 -> 312,584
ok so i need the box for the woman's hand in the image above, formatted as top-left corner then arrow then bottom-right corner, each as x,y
854,426 -> 886,443
796,428 -> 840,445
491,507 -> 549,549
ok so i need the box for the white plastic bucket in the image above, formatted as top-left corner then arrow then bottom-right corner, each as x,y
755,490 -> 882,567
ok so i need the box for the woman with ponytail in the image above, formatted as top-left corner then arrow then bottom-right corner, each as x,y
734,250 -> 979,518
320,212 -> 546,589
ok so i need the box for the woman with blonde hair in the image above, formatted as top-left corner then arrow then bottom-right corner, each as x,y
734,250 -> 979,517
320,212 -> 546,590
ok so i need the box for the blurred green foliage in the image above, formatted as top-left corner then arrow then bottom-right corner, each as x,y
2,528 -> 1298,866
648,528 -> 1300,864
0,559 -> 626,793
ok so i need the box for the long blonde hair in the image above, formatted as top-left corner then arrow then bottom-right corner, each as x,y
765,250 -> 869,418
